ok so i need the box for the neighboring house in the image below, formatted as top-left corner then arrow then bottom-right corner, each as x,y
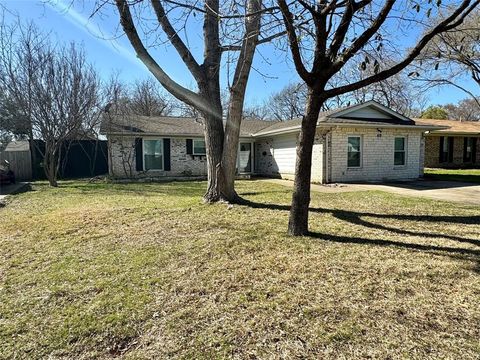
100,101 -> 444,183
415,119 -> 480,168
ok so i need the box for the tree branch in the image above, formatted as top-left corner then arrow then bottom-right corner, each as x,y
150,0 -> 204,84
115,0 -> 217,117
277,0 -> 311,83
330,0 -> 394,75
325,0 -> 480,97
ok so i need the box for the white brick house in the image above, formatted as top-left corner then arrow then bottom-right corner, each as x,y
101,101 -> 445,183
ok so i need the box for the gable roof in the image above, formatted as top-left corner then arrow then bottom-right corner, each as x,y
100,115 -> 275,137
101,101 -> 448,138
254,100 -> 441,136
414,118 -> 480,135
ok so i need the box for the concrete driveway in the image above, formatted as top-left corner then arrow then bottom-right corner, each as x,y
263,178 -> 480,206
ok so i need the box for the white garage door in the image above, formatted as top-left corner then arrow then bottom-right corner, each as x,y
273,134 -> 297,174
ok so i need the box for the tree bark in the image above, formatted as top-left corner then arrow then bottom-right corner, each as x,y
287,88 -> 325,236
44,142 -> 59,187
203,111 -> 229,202
221,0 -> 262,202
222,92 -> 243,201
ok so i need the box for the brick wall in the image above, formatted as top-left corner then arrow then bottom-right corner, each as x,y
424,135 -> 480,168
255,137 -> 277,176
109,136 -> 207,178
328,127 -> 422,183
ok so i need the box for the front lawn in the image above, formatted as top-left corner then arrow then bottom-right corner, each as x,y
0,180 -> 479,359
425,168 -> 480,183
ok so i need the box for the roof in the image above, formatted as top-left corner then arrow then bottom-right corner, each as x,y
255,100 -> 444,136
100,115 -> 274,137
414,118 -> 480,135
3,140 -> 30,152
101,101 -> 447,138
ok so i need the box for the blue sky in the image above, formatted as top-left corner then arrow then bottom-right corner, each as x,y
2,0 -> 478,108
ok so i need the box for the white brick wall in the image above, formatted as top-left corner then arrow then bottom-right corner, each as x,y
328,127 -> 422,183
110,127 -> 425,183
311,132 -> 325,183
109,136 -> 207,178
255,137 -> 277,175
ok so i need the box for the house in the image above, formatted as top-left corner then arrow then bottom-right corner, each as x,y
100,101 -> 445,183
415,118 -> 480,168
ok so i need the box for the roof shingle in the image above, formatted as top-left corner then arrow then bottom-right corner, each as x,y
414,118 -> 480,134
100,115 -> 275,137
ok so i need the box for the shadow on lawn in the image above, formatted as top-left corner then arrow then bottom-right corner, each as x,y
240,199 -> 480,265
424,173 -> 480,185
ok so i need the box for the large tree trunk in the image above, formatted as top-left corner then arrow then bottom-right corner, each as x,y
222,92 -> 243,201
221,0 -> 262,202
203,112 -> 231,203
287,88 -> 325,236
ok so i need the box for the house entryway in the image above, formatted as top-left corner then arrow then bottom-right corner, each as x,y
238,142 -> 253,174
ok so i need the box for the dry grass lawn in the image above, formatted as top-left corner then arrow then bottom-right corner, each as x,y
0,180 -> 479,359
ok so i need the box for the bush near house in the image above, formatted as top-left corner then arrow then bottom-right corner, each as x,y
0,180 -> 479,358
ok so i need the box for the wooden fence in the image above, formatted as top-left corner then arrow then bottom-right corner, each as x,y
0,149 -> 32,181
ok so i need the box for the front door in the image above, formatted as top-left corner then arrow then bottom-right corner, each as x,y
238,142 -> 252,173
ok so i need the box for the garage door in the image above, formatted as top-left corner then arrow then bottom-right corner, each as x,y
273,134 -> 297,174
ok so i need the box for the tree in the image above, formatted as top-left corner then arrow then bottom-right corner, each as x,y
0,86 -> 29,139
268,82 -> 308,121
255,69 -> 427,122
129,78 -> 174,117
243,102 -> 272,120
0,21 -> 102,186
103,77 -> 176,117
275,0 -> 479,235
325,64 -> 428,117
422,9 -> 480,87
444,98 -> 480,121
110,0 -> 270,202
420,105 -> 449,119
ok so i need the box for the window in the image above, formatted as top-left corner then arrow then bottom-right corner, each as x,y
347,136 -> 361,167
394,137 -> 406,166
442,137 -> 449,162
440,136 -> 453,163
464,137 -> 474,162
193,139 -> 206,155
143,139 -> 163,170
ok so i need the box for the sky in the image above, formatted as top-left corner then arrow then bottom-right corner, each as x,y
1,0 -> 478,108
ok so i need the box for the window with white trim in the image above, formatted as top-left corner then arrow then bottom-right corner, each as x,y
143,139 -> 163,170
394,137 -> 406,166
347,136 -> 361,168
193,139 -> 206,155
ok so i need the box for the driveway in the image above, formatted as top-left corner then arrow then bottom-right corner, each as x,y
263,178 -> 480,206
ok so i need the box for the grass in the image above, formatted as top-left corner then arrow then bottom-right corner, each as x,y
424,168 -> 480,183
0,180 -> 479,359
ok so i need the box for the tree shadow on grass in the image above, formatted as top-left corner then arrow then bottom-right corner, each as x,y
239,199 -> 480,269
